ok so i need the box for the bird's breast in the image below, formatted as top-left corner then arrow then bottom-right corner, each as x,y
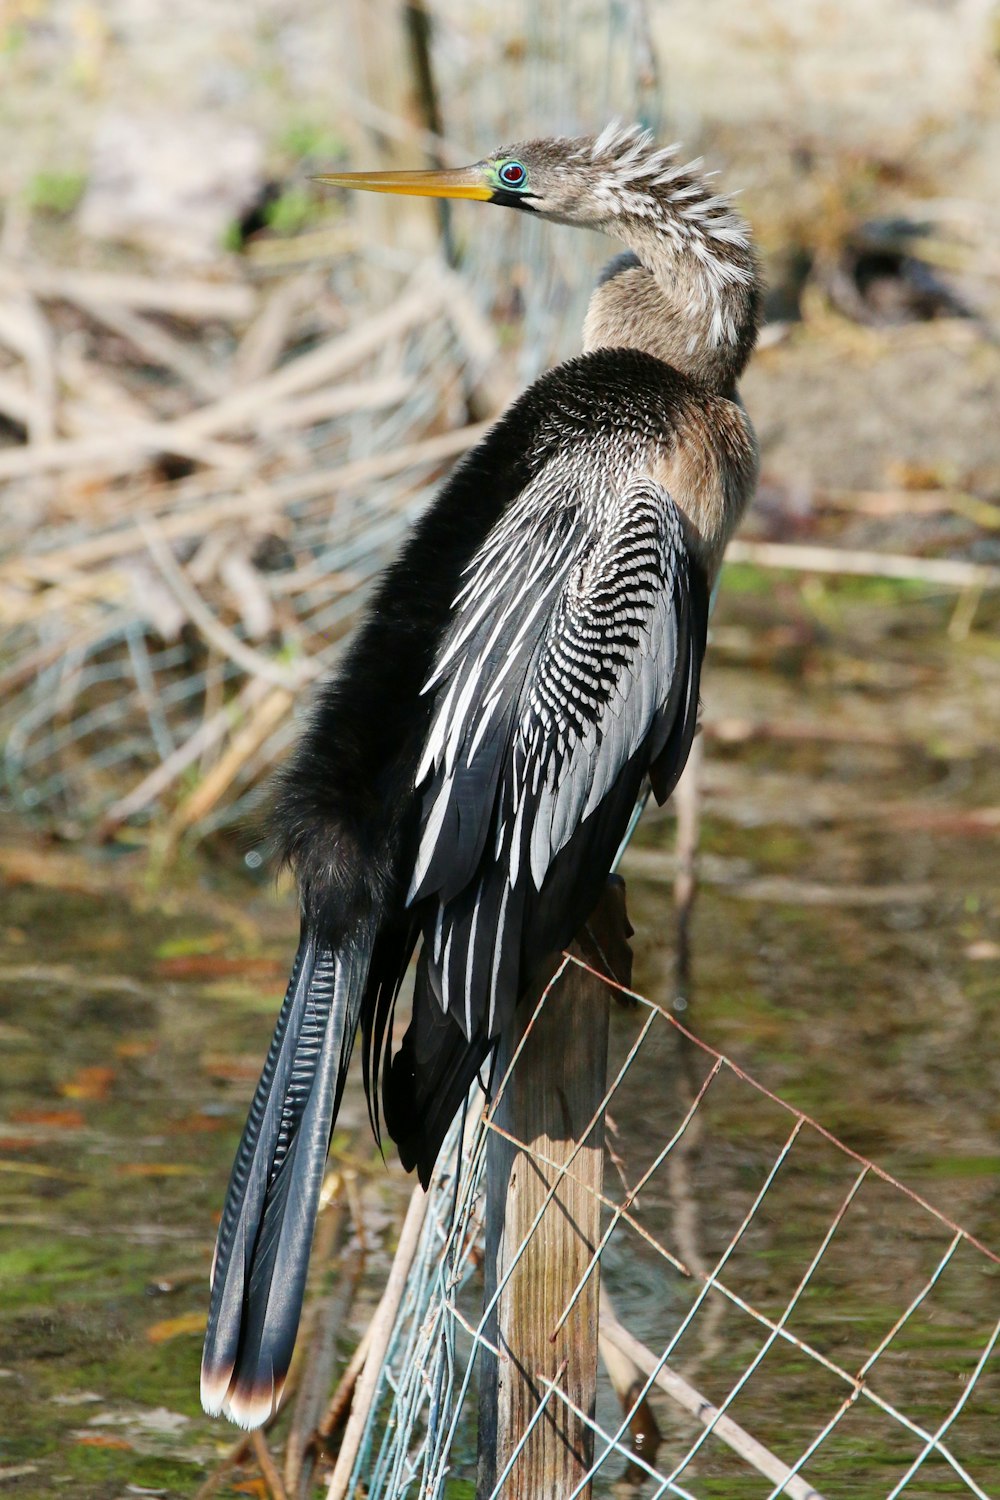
646,392 -> 757,581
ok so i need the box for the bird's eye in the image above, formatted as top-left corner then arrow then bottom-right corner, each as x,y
498,160 -> 527,188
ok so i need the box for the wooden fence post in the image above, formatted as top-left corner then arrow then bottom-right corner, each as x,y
477,880 -> 633,1499
342,0 -> 441,257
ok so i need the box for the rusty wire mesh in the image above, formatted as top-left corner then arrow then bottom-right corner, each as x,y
344,954 -> 999,1499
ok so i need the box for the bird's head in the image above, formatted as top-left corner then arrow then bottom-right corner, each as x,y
315,136 -> 565,216
317,123 -> 746,242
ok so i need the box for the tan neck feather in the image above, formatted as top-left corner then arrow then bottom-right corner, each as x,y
578,205 -> 758,396
582,254 -> 759,582
582,262 -> 737,392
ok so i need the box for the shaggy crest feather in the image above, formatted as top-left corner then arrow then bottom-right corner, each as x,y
575,121 -> 751,263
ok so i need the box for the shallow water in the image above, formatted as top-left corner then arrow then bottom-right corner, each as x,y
1,573 -> 998,1498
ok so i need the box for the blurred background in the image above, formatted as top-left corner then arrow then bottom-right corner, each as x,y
1,2 -> 999,1496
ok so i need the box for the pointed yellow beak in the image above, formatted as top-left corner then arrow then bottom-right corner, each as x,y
314,165 -> 492,201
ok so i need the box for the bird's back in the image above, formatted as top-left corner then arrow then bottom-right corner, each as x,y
271,345 -> 715,926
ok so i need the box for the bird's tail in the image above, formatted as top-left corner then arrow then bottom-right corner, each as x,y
200,923 -> 373,1429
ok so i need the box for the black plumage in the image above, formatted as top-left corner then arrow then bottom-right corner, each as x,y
278,349 -> 710,1172
201,126 -> 759,1429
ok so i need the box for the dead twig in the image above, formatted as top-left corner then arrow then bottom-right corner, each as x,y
0,262 -> 256,321
0,290 -> 56,442
257,375 -> 414,435
218,549 -> 275,641
285,1175 -> 369,1500
251,1430 -> 289,1500
430,260 -> 511,414
56,339 -> 156,436
192,1435 -> 252,1500
139,518 -> 315,690
284,1191 -> 347,1498
79,299 -> 225,401
0,265 -> 442,483
97,677 -> 271,835
1,558 -> 129,627
597,1292 -> 661,1475
316,1324 -> 373,1447
245,226 -> 357,269
0,371 -> 42,431
326,1183 -> 431,1500
168,270 -> 442,445
0,420 -> 248,481
233,270 -> 327,387
725,538 -> 1000,591
166,685 -> 295,837
599,1304 -> 828,1500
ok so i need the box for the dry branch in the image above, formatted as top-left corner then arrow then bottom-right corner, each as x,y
171,271 -> 442,443
233,270 -> 328,387
139,519 -> 314,690
191,1436 -> 252,1500
0,420 -> 248,481
79,299 -> 225,400
326,1183 -> 431,1500
0,371 -> 41,431
258,375 -> 413,433
251,1431 -> 289,1500
598,1305 -> 827,1500
315,1324 -> 372,1447
0,268 -> 439,483
97,678 -> 272,835
0,263 -> 256,320
725,538 -> 1000,590
284,1185 -> 357,1500
596,1311 -> 662,1474
166,685 -> 294,836
0,290 -> 56,442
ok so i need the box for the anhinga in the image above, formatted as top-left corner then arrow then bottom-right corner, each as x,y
201,123 -> 760,1429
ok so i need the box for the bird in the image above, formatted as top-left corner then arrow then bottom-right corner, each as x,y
200,122 -> 760,1430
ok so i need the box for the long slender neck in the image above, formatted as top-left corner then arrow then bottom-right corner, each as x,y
582,219 -> 759,395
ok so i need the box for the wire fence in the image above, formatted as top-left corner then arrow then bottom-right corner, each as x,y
339,953 -> 999,1499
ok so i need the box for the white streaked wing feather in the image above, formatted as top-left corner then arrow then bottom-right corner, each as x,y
515,488 -> 685,882
411,472 -> 689,943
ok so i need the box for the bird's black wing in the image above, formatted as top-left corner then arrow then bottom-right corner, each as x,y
387,469 -> 707,1176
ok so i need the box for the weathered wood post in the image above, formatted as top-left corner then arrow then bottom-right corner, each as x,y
341,0 -> 440,256
477,880 -> 633,1499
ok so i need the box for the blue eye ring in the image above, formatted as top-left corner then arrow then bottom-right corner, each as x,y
498,159 -> 527,188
